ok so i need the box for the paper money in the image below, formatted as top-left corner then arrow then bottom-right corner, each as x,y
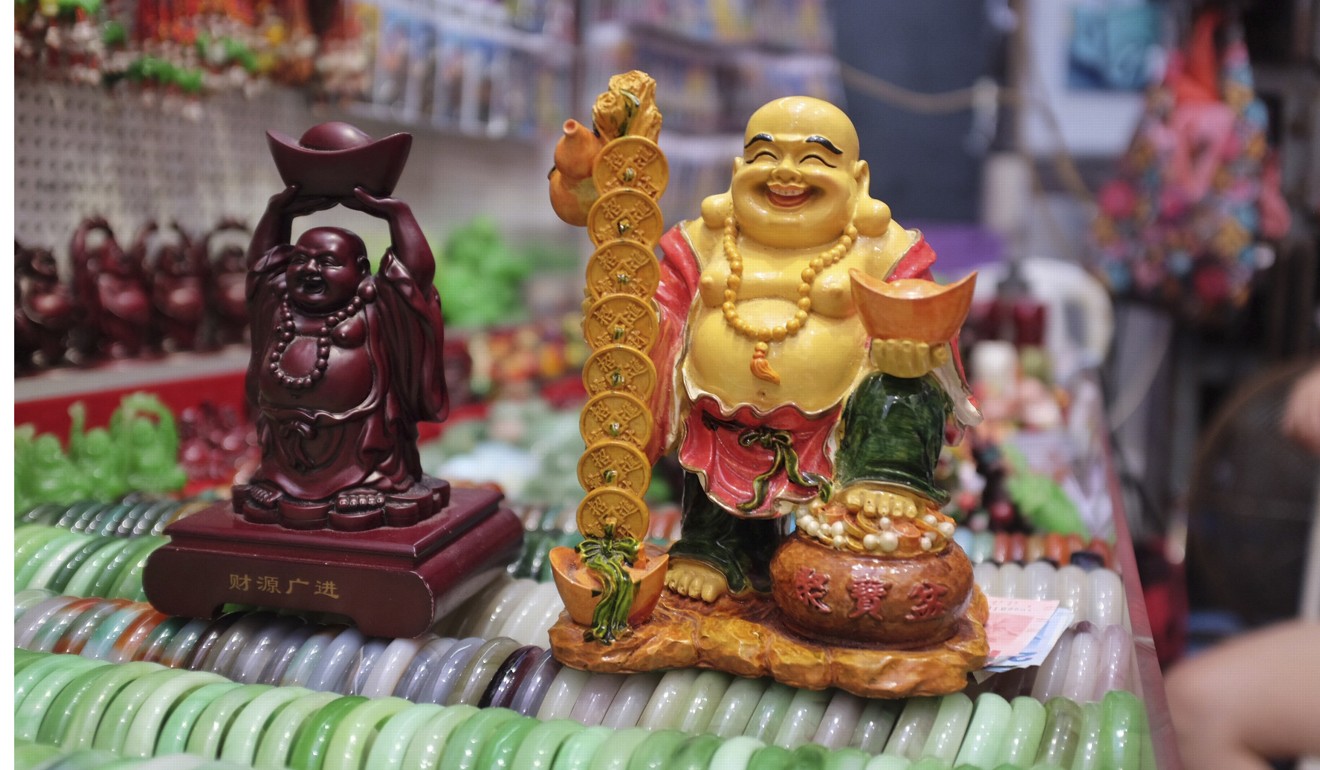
982,596 -> 1074,672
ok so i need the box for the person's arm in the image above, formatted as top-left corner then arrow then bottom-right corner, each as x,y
348,187 -> 435,287
1283,363 -> 1320,456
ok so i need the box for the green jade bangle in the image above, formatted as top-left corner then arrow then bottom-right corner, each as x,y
46,539 -> 119,594
666,732 -> 723,770
708,735 -> 765,770
60,501 -> 104,531
996,696 -> 1046,766
22,501 -> 67,524
14,650 -> 93,706
81,502 -> 132,535
321,695 -> 412,770
637,669 -> 700,730
35,661 -> 123,745
216,685 -> 312,765
15,595 -> 84,648
359,636 -> 425,698
773,686 -> 833,749
676,670 -> 734,735
14,739 -> 64,768
400,703 -> 481,770
1096,690 -> 1147,770
15,588 -> 57,619
920,692 -> 974,763
107,609 -> 170,664
507,718 -> 585,770
107,536 -> 168,601
119,670 -> 228,758
14,526 -> 71,573
743,682 -> 798,743
435,706 -> 522,770
953,692 -> 1012,767
582,725 -> 651,770
1033,697 -> 1082,768
91,667 -> 193,753
600,671 -> 662,730
154,681 -> 244,755
14,655 -> 109,742
474,714 -> 540,770
286,694 -> 370,770
788,744 -> 831,770
126,500 -> 176,537
746,744 -> 795,770
14,522 -> 50,550
625,728 -> 689,770
20,530 -> 93,589
63,538 -> 135,597
822,747 -> 870,770
907,757 -> 954,770
250,690 -> 340,769
85,534 -> 146,597
884,697 -> 942,760
361,702 -> 445,770
549,724 -> 614,770
569,671 -> 627,726
862,755 -> 911,769
447,637 -> 523,706
1070,700 -> 1103,770
81,605 -> 156,661
58,660 -> 162,751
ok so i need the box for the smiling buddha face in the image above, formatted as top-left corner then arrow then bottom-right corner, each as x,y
729,97 -> 868,250
286,227 -> 370,315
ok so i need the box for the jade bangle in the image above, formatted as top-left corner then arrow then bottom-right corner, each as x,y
35,660 -> 127,745
485,644 -> 543,709
258,622 -> 318,685
537,666 -> 592,721
1033,697 -> 1082,768
448,575 -> 513,637
14,522 -> 52,550
510,650 -> 563,718
27,597 -> 102,653
667,732 -> 723,770
321,695 -> 412,770
362,702 -> 445,770
996,563 -> 1024,599
14,740 -> 63,768
91,666 -> 189,753
625,728 -> 689,770
495,582 -> 549,643
568,672 -> 627,726
774,686 -> 833,750
120,670 -> 229,758
123,500 -> 174,537
601,671 -> 663,730
883,696 -> 941,760
15,587 -> 57,619
62,501 -> 105,532
851,696 -> 903,753
1092,624 -> 1133,699
1097,690 -> 1146,770
746,744 -> 794,770
181,612 -> 245,671
709,735 -> 765,770
529,587 -> 571,647
401,703 -> 480,770
347,637 -> 390,695
995,696 -> 1046,766
106,608 -> 170,664
1029,629 -> 1074,701
812,690 -> 865,750
15,655 -> 108,742
187,684 -> 276,758
278,626 -> 345,687
390,635 -> 455,700
921,692 -> 974,763
1022,562 -> 1058,602
1060,627 -> 1099,703
551,724 -> 614,770
286,695 -> 370,770
107,535 -> 169,600
46,539 -> 115,595
1087,569 -> 1126,628
862,755 -> 912,769
953,692 -> 1011,767
56,599 -> 131,655
677,670 -> 735,735
155,681 -> 244,755
359,636 -> 425,698
790,744 -> 831,770
446,637 -> 523,706
823,747 -> 870,770
215,684 -> 311,766
420,636 -> 485,705
638,668 -> 700,730
229,615 -> 302,684
22,501 -> 66,524
14,526 -> 71,574
81,604 -> 156,661
582,724 -> 650,770
507,718 -> 584,770
250,690 -> 341,769
70,538 -> 135,598
15,595 -> 84,648
477,578 -> 538,638
907,757 -> 953,770
133,615 -> 191,664
154,616 -> 215,669
14,653 -> 97,716
305,627 -> 368,693
973,563 -> 999,599
22,530 -> 93,590
1070,700 -> 1103,770
474,714 -> 540,770
435,706 -> 521,770
81,502 -> 130,536
59,660 -> 161,751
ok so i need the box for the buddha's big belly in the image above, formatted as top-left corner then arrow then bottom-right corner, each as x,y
684,299 -> 868,414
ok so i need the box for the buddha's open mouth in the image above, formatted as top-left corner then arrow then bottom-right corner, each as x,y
766,184 -> 810,208
300,276 -> 326,295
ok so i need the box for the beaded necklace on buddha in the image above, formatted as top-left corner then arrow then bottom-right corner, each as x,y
720,216 -> 858,384
270,291 -> 365,390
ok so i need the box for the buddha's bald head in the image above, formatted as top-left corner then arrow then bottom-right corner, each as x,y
744,97 -> 861,165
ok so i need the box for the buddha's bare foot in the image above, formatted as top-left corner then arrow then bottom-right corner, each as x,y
665,559 -> 729,603
335,489 -> 386,511
842,486 -> 919,519
248,482 -> 282,507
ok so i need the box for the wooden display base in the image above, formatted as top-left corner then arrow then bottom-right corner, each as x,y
144,486 -> 522,638
548,587 -> 989,699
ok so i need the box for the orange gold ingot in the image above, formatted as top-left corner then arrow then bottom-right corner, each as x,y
550,543 -> 668,626
586,240 -> 660,301
576,486 -> 650,541
579,391 -> 653,451
577,442 -> 652,495
588,189 -> 664,247
850,270 -> 977,343
593,136 -> 669,200
582,345 -> 657,400
583,295 -> 658,353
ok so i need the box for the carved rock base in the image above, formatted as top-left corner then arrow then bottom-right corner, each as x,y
548,585 -> 988,699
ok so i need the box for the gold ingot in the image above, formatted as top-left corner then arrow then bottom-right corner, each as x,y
577,441 -> 652,494
583,294 -> 658,353
576,486 -> 650,541
582,345 -> 657,400
586,240 -> 660,301
593,136 -> 669,200
579,391 -> 653,451
587,188 -> 664,247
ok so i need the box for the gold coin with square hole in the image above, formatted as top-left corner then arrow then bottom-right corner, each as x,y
579,391 -> 652,451
587,189 -> 664,247
583,294 -> 657,353
585,240 -> 660,301
577,441 -> 652,495
593,136 -> 669,200
576,487 -> 649,541
582,345 -> 657,400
